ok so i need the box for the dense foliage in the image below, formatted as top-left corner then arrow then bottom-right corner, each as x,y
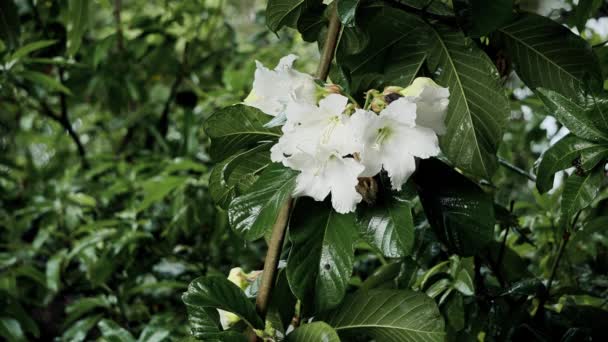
1,0 -> 608,341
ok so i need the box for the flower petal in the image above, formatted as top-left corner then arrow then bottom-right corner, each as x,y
381,97 -> 417,126
326,156 -> 364,213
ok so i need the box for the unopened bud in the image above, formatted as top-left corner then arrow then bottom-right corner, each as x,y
370,97 -> 386,112
382,86 -> 403,95
324,83 -> 342,94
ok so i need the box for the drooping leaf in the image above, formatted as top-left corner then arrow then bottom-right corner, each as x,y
296,2 -> 327,42
19,70 -> 72,95
357,189 -> 415,258
453,0 -> 513,37
426,23 -> 510,179
228,163 -> 297,241
8,40 -> 57,66
286,322 -> 340,341
0,0 -> 20,50
67,0 -> 90,56
337,0 -> 360,27
182,276 -> 264,340
561,166 -> 604,222
536,88 -> 608,142
204,104 -> 281,161
321,289 -> 445,341
497,13 -> 602,98
46,249 -> 66,293
286,198 -> 357,313
536,135 -> 608,193
414,158 -> 495,256
209,143 -> 272,209
337,6 -> 427,96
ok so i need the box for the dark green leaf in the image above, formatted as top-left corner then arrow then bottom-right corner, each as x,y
397,0 -> 454,16
427,23 -> 510,179
497,13 -> 602,98
67,0 -> 90,56
204,104 -> 281,161
209,143 -> 272,209
337,0 -> 360,27
286,198 -> 357,313
498,279 -> 543,297
572,0 -> 603,32
453,0 -> 513,37
536,88 -> 608,142
182,276 -> 264,333
337,7 -> 427,95
536,135 -> 608,193
414,158 -> 495,256
357,191 -> 415,258
296,2 -> 327,42
286,322 -> 340,341
561,166 -> 604,222
46,249 -> 66,293
443,292 -> 465,331
0,0 -> 20,50
228,163 -> 297,241
266,0 -> 321,33
0,317 -> 24,342
322,289 -> 445,341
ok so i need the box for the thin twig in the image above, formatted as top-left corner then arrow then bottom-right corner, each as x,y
252,6 -> 342,340
498,157 -> 536,182
58,68 -> 89,168
114,0 -> 124,51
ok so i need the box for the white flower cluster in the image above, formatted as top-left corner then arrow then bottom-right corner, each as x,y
244,55 -> 449,214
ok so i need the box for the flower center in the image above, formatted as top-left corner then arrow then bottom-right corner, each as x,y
320,115 -> 341,144
375,126 -> 392,146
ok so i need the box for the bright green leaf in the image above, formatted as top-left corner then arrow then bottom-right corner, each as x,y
561,166 -> 604,223
67,0 -> 91,56
19,70 -> 72,95
286,322 -> 340,341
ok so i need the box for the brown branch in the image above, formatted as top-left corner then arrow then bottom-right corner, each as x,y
251,6 -> 342,340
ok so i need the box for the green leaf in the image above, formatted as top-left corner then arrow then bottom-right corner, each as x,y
67,0 -> 90,56
0,0 -> 20,51
138,176 -> 187,212
414,158 -> 495,256
7,40 -> 57,67
357,190 -> 415,258
228,163 -> 297,241
321,289 -> 445,341
286,198 -> 357,313
453,0 -> 513,37
443,292 -> 465,331
426,23 -> 509,179
46,249 -> 66,293
561,166 -> 604,222
536,135 -> 608,193
62,314 -> 103,342
497,13 -> 602,98
536,88 -> 608,142
266,0 -> 320,33
286,322 -> 340,341
97,320 -> 136,342
182,276 -> 264,331
397,0 -> 454,16
296,2 -> 327,42
209,143 -> 272,209
19,71 -> 72,95
65,295 -> 113,326
337,7 -> 427,95
337,0 -> 360,27
204,104 -> 281,161
0,317 -> 24,342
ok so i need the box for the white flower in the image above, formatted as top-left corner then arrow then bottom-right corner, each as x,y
400,77 -> 449,135
244,55 -> 317,117
351,97 -> 440,190
289,146 -> 364,214
270,94 -> 360,164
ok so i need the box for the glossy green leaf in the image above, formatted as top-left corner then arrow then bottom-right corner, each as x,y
204,104 -> 280,161
296,2 -> 327,42
286,198 -> 357,313
322,289 -> 445,341
228,163 -> 297,241
498,14 -> 602,98
97,320 -> 136,342
182,276 -> 264,332
337,0 -> 359,27
536,135 -> 608,193
453,0 -> 513,37
67,0 -> 90,56
357,191 -> 415,258
286,322 -> 340,341
414,158 -> 495,256
19,71 -> 72,95
209,143 -> 272,209
426,23 -> 509,179
561,166 -> 604,222
0,0 -> 20,50
536,88 -> 608,142
337,7 -> 427,95
266,0 -> 321,33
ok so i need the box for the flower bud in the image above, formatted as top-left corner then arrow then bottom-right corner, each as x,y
370,96 -> 386,112
382,86 -> 403,95
324,83 -> 342,94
